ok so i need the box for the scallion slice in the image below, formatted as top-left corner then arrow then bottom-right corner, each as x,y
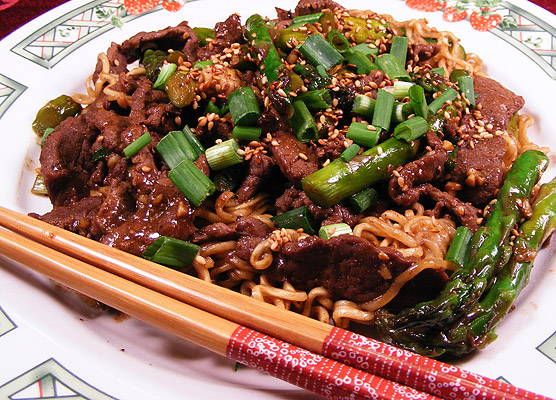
391,102 -> 413,124
408,84 -> 428,119
193,60 -> 213,70
343,43 -> 379,59
123,132 -> 151,158
182,125 -> 205,157
428,87 -> 458,115
327,29 -> 351,54
296,89 -> 332,110
347,187 -> 378,213
205,139 -> 243,171
299,33 -> 343,71
389,35 -> 409,65
458,75 -> 476,107
392,81 -> 414,100
393,116 -> 428,142
346,122 -> 380,148
231,125 -> 262,141
153,63 -> 177,90
168,159 -> 215,207
352,94 -> 376,118
319,223 -> 352,239
270,206 -> 316,235
348,51 -> 377,75
290,100 -> 319,142
445,226 -> 473,269
340,143 -> 361,162
228,86 -> 261,126
40,127 -> 54,148
157,130 -> 198,169
142,236 -> 200,269
92,148 -> 112,162
375,53 -> 411,82
292,12 -> 323,26
371,89 -> 395,131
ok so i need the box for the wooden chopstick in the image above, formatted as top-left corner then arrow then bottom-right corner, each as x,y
0,219 -> 438,400
0,206 -> 550,400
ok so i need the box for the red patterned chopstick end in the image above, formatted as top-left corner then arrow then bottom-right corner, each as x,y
227,326 -> 438,400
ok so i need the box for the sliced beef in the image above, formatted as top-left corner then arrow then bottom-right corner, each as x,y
410,43 -> 440,63
272,234 -> 416,303
197,14 -> 243,60
472,75 -> 524,132
451,136 -> 507,206
269,130 -> 319,185
236,153 -> 276,202
388,132 -> 481,231
275,186 -> 361,227
31,196 -> 103,238
294,0 -> 345,16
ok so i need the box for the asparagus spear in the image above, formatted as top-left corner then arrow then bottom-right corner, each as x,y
375,150 -> 549,357
442,177 -> 556,357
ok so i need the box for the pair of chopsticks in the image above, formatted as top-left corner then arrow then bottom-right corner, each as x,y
0,205 -> 550,400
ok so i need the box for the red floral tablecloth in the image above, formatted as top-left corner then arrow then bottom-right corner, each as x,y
0,0 -> 555,40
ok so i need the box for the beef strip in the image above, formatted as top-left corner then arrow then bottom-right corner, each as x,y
236,153 -> 276,202
275,186 -> 361,227
388,132 -> 481,231
271,234 -> 440,303
197,14 -> 243,60
294,0 -> 345,16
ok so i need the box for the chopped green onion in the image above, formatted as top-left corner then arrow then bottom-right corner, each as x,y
270,206 -> 316,235
408,84 -> 428,119
205,139 -> 243,171
428,87 -> 458,115
445,226 -> 473,269
392,81 -> 414,100
182,126 -> 205,157
290,100 -> 319,142
228,86 -> 261,126
92,148 -> 111,162
204,100 -> 229,116
232,125 -> 262,141
296,89 -> 332,110
391,102 -> 413,124
347,187 -> 378,213
153,63 -> 177,90
343,43 -> 379,59
31,174 -> 48,195
193,60 -> 213,70
299,33 -> 344,71
458,75 -> 476,107
340,143 -> 361,162
123,132 -> 151,158
327,29 -> 351,54
449,68 -> 469,83
375,53 -> 411,82
390,35 -> 409,65
142,236 -> 200,269
168,159 -> 215,207
316,64 -> 330,79
319,223 -> 352,239
292,12 -> 324,26
157,130 -> 198,169
348,51 -> 377,75
193,27 -> 215,46
371,89 -> 395,131
352,94 -> 376,117
346,122 -> 380,148
393,116 -> 428,142
40,127 -> 54,148
213,165 -> 243,192
431,67 -> 445,76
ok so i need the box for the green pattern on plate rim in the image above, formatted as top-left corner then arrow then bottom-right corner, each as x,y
0,306 -> 16,337
0,74 -> 26,119
0,358 -> 117,399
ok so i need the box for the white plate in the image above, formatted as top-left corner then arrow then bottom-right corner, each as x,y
0,0 -> 555,398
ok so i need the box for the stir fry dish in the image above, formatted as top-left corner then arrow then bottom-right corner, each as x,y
30,0 -> 556,359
